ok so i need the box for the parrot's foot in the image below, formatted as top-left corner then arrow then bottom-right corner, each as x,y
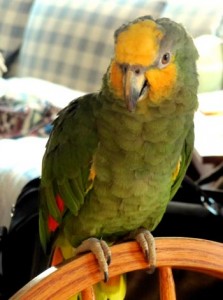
75,238 -> 111,282
135,228 -> 156,273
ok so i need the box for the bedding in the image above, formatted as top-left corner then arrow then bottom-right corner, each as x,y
0,136 -> 46,228
0,77 -> 84,227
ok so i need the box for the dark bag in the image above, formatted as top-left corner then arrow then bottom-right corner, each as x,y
0,164 -> 223,299
0,178 -> 48,300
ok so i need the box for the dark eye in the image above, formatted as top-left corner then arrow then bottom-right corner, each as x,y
134,68 -> 141,75
161,52 -> 171,65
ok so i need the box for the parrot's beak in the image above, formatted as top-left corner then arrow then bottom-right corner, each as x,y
123,66 -> 148,112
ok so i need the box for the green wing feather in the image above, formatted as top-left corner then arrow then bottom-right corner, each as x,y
170,124 -> 194,200
39,93 -> 100,251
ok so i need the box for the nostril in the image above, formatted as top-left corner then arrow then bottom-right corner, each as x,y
120,64 -> 128,74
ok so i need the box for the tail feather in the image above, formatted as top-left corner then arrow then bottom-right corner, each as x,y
93,275 -> 126,300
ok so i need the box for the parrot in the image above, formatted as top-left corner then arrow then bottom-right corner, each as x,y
39,15 -> 199,299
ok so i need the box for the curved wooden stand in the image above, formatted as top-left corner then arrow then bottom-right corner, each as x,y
10,237 -> 223,300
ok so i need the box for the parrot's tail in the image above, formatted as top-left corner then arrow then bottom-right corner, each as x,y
93,275 -> 126,300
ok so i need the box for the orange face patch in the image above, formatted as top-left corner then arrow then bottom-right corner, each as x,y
115,19 -> 163,66
146,62 -> 177,103
109,60 -> 124,99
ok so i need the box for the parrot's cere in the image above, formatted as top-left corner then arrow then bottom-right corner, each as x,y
39,15 -> 198,299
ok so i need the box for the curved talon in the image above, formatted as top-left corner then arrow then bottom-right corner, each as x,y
100,239 -> 112,266
135,228 -> 156,273
104,271 -> 109,283
75,238 -> 111,282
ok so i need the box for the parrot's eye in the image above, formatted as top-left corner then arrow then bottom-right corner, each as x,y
159,52 -> 171,68
162,53 -> 170,64
134,68 -> 141,75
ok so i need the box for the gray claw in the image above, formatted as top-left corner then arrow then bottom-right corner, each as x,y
147,264 -> 156,274
75,238 -> 111,281
135,228 -> 156,272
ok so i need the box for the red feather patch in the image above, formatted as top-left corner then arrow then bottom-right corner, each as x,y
56,194 -> 65,212
48,215 -> 59,232
47,194 -> 65,232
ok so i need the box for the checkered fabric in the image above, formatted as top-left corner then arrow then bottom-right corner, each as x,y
17,0 -> 166,93
0,0 -> 34,61
160,0 -> 223,38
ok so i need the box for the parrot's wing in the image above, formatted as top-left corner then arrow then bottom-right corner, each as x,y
170,125 -> 194,200
39,93 -> 99,251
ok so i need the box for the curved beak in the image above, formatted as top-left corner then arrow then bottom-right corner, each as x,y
123,65 -> 148,112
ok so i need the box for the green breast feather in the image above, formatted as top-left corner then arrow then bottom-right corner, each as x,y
40,89 -> 195,251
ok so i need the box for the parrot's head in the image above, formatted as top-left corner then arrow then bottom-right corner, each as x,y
104,16 -> 199,112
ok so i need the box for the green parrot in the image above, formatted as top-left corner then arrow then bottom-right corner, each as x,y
39,15 -> 199,299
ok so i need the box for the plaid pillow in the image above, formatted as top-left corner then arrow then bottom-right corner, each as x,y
17,0 -> 166,93
0,0 -> 34,64
160,0 -> 223,38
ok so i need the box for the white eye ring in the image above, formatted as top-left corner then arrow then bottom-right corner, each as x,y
158,52 -> 171,68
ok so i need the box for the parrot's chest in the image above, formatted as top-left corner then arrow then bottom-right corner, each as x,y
89,115 -> 184,234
